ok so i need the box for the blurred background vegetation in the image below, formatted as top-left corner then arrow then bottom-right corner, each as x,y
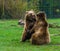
0,0 -> 60,19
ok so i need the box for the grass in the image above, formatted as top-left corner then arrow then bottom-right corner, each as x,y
0,19 -> 60,51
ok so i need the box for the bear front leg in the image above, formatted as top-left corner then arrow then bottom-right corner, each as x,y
21,30 -> 27,42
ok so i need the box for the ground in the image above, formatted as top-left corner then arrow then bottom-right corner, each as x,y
0,19 -> 60,51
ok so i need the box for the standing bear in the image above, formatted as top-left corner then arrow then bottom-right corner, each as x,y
21,10 -> 36,42
30,11 -> 51,45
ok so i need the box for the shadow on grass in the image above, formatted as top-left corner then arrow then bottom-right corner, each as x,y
10,39 -> 31,47
47,42 -> 60,46
10,39 -> 60,47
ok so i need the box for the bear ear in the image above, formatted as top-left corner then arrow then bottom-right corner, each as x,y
37,12 -> 40,16
37,13 -> 39,16
37,11 -> 46,17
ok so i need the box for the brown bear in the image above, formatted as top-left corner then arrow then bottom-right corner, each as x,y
21,10 -> 36,42
30,11 -> 50,45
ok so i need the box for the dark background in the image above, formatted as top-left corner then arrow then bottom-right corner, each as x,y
0,0 -> 60,19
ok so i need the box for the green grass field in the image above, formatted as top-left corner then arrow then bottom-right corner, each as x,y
0,19 -> 60,51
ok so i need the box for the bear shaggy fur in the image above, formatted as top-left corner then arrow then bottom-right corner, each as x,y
30,12 -> 50,45
21,10 -> 36,42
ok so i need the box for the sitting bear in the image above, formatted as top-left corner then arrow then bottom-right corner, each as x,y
30,11 -> 50,45
21,10 -> 36,42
